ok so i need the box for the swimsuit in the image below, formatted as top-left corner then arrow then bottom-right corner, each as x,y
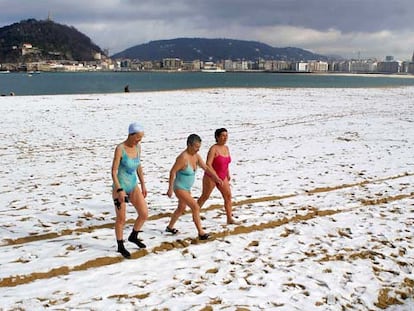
174,162 -> 196,191
213,154 -> 231,180
206,154 -> 231,180
116,145 -> 141,194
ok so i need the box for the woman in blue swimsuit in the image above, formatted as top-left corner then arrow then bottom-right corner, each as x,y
111,122 -> 148,258
166,134 -> 222,240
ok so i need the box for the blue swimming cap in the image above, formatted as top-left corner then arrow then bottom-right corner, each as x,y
128,122 -> 144,134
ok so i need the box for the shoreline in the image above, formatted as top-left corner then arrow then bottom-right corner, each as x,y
4,84 -> 414,97
2,85 -> 413,98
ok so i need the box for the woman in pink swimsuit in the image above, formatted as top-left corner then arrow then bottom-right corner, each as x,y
197,128 -> 236,224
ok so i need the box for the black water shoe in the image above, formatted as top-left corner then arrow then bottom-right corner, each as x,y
128,235 -> 146,248
117,240 -> 131,258
118,246 -> 131,258
198,233 -> 210,240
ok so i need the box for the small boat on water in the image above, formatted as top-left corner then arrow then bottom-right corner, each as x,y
201,61 -> 226,73
0,70 -> 10,74
201,68 -> 226,73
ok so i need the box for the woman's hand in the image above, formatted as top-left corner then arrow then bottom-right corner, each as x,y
166,188 -> 173,198
117,189 -> 126,202
141,184 -> 147,198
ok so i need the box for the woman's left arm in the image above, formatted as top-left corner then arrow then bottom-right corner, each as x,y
137,165 -> 147,197
227,146 -> 231,181
137,144 -> 147,197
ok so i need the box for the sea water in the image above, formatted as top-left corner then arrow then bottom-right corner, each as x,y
1,71 -> 414,96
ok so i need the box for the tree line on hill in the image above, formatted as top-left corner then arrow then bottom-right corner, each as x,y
0,19 -> 104,63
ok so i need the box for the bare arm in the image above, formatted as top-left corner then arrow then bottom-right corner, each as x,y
197,153 -> 223,186
137,164 -> 147,197
166,153 -> 186,197
135,144 -> 147,197
226,146 -> 231,181
111,145 -> 122,189
111,145 -> 125,200
205,145 -> 216,170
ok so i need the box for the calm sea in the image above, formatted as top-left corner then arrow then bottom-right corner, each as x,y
1,71 -> 414,96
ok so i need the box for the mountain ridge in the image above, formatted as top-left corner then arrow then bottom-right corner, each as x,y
112,37 -> 330,61
0,19 -> 104,63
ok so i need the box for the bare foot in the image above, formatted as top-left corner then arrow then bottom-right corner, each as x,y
227,219 -> 239,225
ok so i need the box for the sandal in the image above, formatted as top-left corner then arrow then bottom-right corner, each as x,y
165,226 -> 179,234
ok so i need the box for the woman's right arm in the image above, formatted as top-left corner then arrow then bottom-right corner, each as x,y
167,153 -> 185,197
111,145 -> 123,196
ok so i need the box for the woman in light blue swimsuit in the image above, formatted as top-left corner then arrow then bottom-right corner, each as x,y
111,122 -> 149,258
174,161 -> 196,191
166,134 -> 222,240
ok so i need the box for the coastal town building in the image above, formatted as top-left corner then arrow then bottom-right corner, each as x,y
162,58 -> 182,70
404,61 -> 414,74
295,62 -> 309,72
263,60 -> 291,72
308,60 -> 329,72
377,60 -> 400,73
224,60 -> 249,71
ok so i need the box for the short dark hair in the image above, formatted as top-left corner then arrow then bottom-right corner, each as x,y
187,134 -> 202,146
214,128 -> 228,142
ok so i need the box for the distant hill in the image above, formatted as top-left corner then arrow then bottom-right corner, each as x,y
0,19 -> 104,62
112,38 -> 329,61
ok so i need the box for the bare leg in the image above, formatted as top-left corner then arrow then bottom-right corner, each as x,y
113,189 -> 131,257
128,186 -> 148,231
216,178 -> 235,224
174,189 -> 206,236
114,201 -> 127,240
126,186 -> 148,248
197,174 -> 216,208
113,188 -> 128,240
168,199 -> 187,229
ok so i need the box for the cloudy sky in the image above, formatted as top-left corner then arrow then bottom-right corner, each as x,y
1,0 -> 414,60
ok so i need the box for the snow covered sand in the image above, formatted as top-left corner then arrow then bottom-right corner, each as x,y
0,87 -> 413,310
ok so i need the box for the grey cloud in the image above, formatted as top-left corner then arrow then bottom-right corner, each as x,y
179,0 -> 414,32
1,0 -> 413,59
2,0 -> 413,32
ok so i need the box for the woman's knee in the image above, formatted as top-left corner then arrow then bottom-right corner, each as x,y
223,192 -> 232,202
139,208 -> 149,220
202,181 -> 215,196
219,185 -> 231,200
197,194 -> 207,206
189,203 -> 201,213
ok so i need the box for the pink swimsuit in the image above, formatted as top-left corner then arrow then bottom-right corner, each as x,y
206,154 -> 231,180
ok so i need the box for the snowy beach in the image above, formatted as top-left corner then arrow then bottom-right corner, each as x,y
0,87 -> 413,310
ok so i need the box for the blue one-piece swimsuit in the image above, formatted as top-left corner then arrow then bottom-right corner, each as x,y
174,162 -> 196,191
117,145 -> 141,194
